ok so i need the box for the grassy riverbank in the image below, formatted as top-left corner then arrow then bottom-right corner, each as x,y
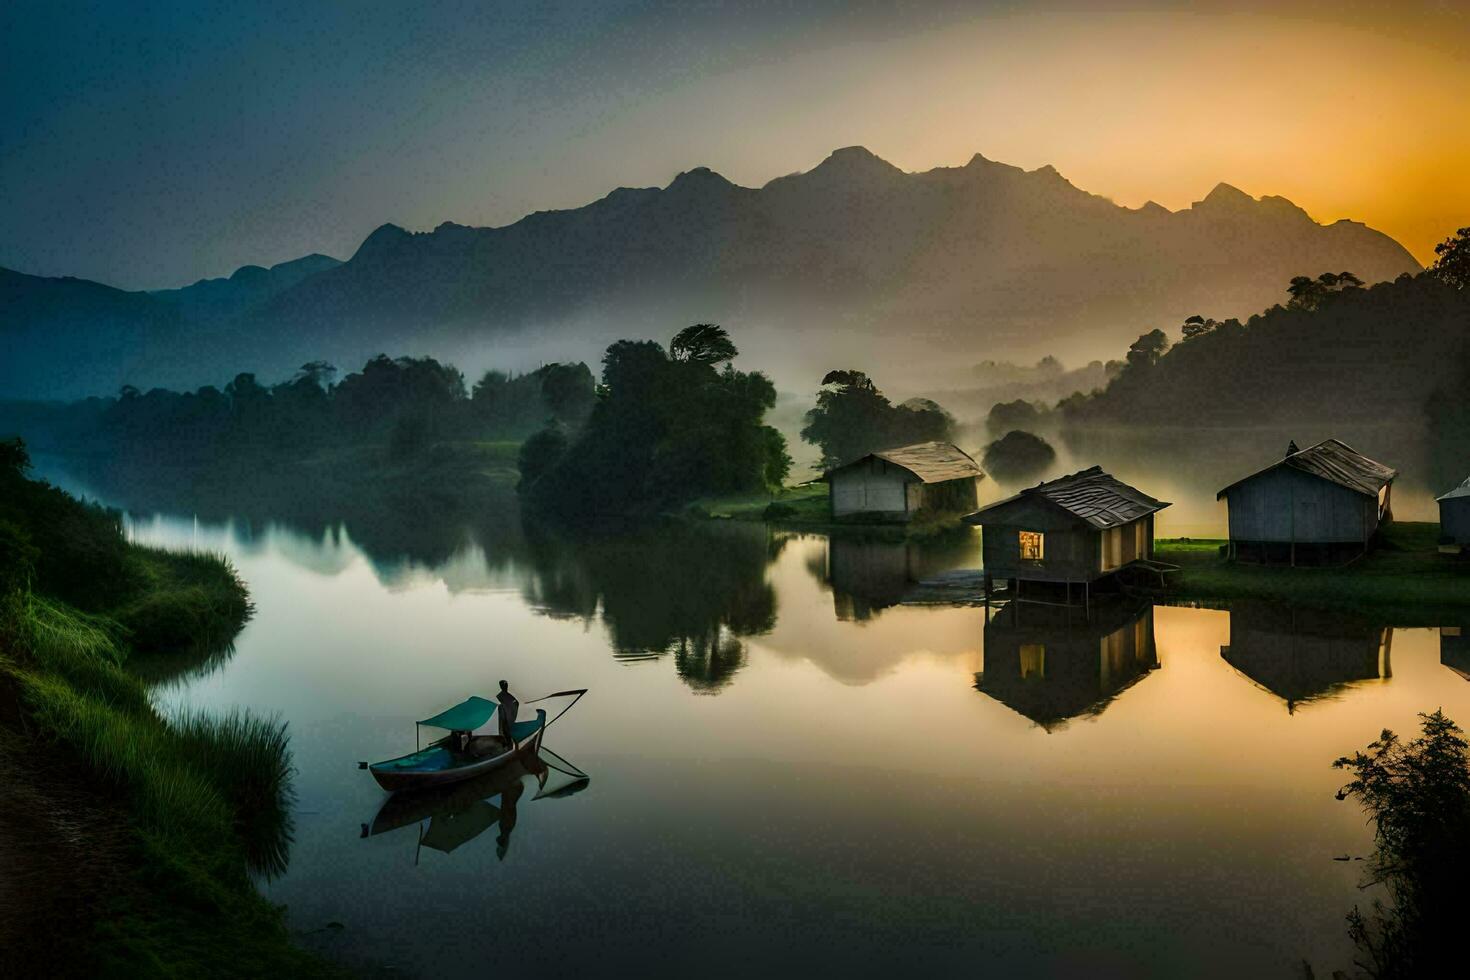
0,440 -> 331,974
687,483 -> 973,538
1157,522 -> 1470,623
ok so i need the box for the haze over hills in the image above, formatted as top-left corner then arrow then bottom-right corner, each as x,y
1,147 -> 1418,400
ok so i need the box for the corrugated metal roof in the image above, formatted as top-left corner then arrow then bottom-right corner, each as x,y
1216,439 -> 1397,500
964,466 -> 1171,530
826,441 -> 984,484
1439,477 -> 1470,502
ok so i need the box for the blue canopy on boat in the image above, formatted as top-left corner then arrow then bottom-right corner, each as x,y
417,696 -> 496,732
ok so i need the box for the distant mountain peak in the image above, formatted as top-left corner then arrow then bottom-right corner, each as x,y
1199,182 -> 1255,208
667,166 -> 735,191
352,223 -> 411,262
811,145 -> 904,180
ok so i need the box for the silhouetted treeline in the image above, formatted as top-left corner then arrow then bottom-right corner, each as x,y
1060,236 -> 1470,434
522,324 -> 791,514
3,354 -> 596,462
801,370 -> 956,469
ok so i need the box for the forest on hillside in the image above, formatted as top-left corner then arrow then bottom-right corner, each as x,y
1060,229 -> 1470,433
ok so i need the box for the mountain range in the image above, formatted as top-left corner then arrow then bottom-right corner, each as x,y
1,147 -> 1419,400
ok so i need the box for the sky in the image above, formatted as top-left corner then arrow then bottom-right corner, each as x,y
3,0 -> 1467,289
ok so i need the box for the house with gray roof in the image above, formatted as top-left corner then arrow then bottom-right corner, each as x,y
1438,477 -> 1470,554
822,441 -> 984,522
1216,439 -> 1397,565
963,466 -> 1171,593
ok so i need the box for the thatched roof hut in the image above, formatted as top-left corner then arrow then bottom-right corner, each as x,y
822,441 -> 984,522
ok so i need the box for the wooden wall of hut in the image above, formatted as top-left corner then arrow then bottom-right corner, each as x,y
1224,467 -> 1383,547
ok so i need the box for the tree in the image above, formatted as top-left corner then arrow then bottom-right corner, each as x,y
1287,271 -> 1363,311
986,399 -> 1044,434
530,327 -> 789,514
669,323 -> 738,365
981,430 -> 1056,481
1180,314 -> 1217,341
1125,329 -> 1170,369
536,362 -> 596,426
517,423 -> 569,492
0,436 -> 31,475
1431,226 -> 1470,291
801,370 -> 955,470
1333,710 -> 1470,978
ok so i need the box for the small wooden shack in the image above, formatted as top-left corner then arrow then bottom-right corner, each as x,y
963,466 -> 1171,600
1437,477 -> 1470,554
822,441 -> 983,522
1216,439 -> 1397,565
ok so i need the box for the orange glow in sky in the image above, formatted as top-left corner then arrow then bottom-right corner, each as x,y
591,9 -> 1470,266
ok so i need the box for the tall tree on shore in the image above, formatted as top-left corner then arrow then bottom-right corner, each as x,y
524,325 -> 789,512
800,370 -> 955,470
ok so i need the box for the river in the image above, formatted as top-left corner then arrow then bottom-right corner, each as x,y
31,463 -> 1461,978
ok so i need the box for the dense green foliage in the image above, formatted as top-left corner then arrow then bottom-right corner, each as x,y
4,353 -> 595,460
0,440 -> 321,974
1060,269 -> 1470,430
525,325 -> 791,514
981,430 -> 1056,481
801,370 -> 956,470
1333,710 -> 1470,978
986,398 -> 1050,435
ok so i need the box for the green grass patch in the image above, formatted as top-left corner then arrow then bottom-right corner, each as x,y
688,482 -> 828,521
3,592 -> 324,975
110,546 -> 252,656
1157,522 -> 1470,624
685,483 -> 973,539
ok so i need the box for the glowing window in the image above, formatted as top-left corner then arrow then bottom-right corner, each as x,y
1019,531 -> 1044,561
1019,644 -> 1046,679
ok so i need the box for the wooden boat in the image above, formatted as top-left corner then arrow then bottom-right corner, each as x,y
364,690 -> 585,793
362,747 -> 590,842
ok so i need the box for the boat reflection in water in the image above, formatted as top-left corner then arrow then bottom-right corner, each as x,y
975,599 -> 1159,731
361,747 -> 590,862
1221,604 -> 1392,712
1442,626 -> 1470,682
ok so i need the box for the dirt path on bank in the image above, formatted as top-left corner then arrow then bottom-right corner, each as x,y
0,721 -> 128,971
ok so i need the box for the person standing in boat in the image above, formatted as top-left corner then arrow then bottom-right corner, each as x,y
496,679 -> 519,745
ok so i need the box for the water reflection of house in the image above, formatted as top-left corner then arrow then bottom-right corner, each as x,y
975,600 -> 1158,731
822,441 -> 984,522
824,533 -> 976,621
1216,439 -> 1397,565
1442,627 -> 1470,681
1221,605 -> 1392,712
963,466 -> 1170,602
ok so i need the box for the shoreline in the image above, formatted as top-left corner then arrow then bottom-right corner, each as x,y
0,453 -> 334,974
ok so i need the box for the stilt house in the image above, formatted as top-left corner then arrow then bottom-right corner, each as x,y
1438,477 -> 1470,554
1216,439 -> 1396,565
963,466 -> 1171,599
822,441 -> 984,522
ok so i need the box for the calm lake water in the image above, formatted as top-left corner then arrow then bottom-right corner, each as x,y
36,458 -> 1470,978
